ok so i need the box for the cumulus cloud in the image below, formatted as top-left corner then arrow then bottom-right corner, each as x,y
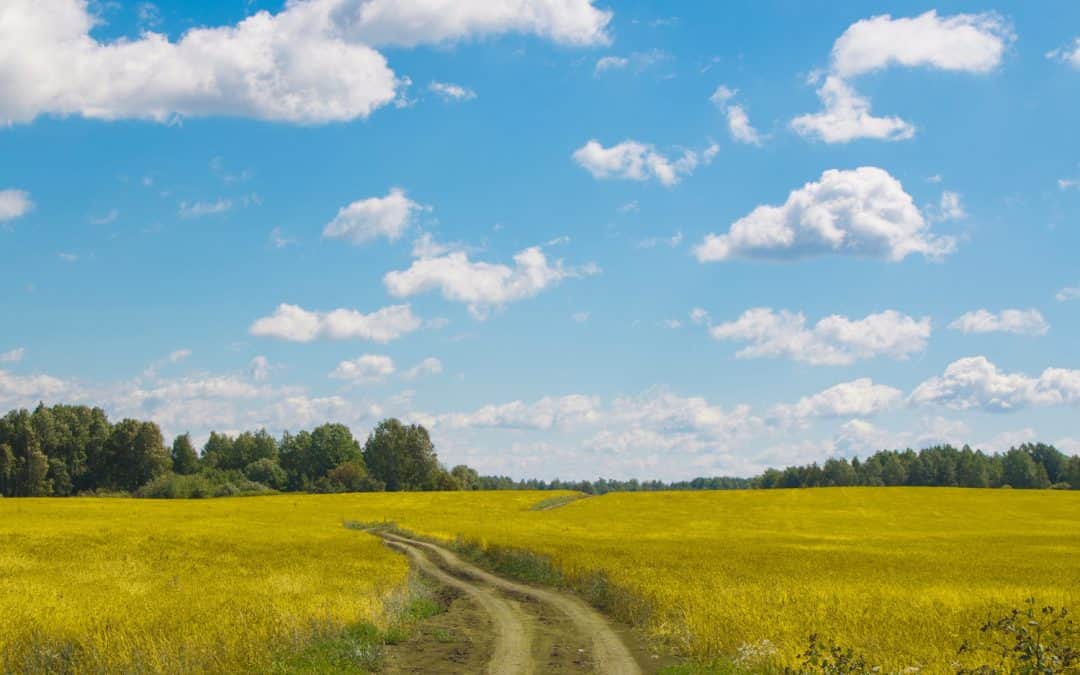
572,139 -> 711,187
709,85 -> 761,145
772,378 -> 903,423
428,81 -> 476,101
403,357 -> 443,380
709,308 -> 931,365
0,189 -> 33,222
0,0 -> 609,126
694,167 -> 955,262
594,55 -> 628,73
332,0 -> 612,48
791,76 -> 915,143
330,354 -> 396,383
0,369 -> 78,408
911,356 -> 1080,412
792,11 -> 1012,143
384,246 -> 598,319
322,188 -> 427,245
1048,38 -> 1080,69
948,309 -> 1049,336
935,190 -> 966,221
0,348 -> 25,363
250,303 -> 422,342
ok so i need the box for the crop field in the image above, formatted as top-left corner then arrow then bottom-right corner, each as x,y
0,497 -> 408,673
2,488 -> 1078,672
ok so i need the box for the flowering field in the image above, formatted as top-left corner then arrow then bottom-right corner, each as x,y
2,488 -> 1078,672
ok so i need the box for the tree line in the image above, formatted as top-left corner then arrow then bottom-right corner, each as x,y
0,404 -> 1077,498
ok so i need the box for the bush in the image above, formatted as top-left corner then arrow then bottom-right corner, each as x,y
958,598 -> 1078,673
243,458 -> 287,490
314,460 -> 384,493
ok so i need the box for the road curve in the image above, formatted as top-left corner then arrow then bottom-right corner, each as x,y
383,538 -> 533,675
381,531 -> 643,675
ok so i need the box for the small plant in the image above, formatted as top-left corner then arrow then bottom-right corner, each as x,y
786,634 -> 877,674
957,598 -> 1078,674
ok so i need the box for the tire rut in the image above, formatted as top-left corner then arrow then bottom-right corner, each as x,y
379,531 -> 644,675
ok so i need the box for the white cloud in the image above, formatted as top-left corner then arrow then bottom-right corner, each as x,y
791,76 -> 915,143
0,348 -> 25,363
636,231 -> 682,249
249,355 -> 270,382
58,252 -> 79,262
428,81 -> 476,101
426,394 -> 601,431
179,199 -> 232,218
168,349 -> 192,363
935,190 -> 966,221
792,11 -> 1011,143
572,139 -> 706,187
911,356 -> 1080,412
709,308 -> 931,365
616,200 -> 639,214
403,357 -> 443,380
0,189 -> 33,221
1048,38 -> 1080,69
1060,179 -> 1080,191
322,188 -> 427,245
330,354 -> 396,383
250,303 -> 422,342
331,0 -> 612,48
830,11 -> 1012,79
948,309 -> 1049,336
0,0 -> 398,125
709,86 -> 761,145
0,370 -> 77,408
1057,286 -> 1080,302
689,308 -> 709,325
694,167 -> 955,262
772,378 -> 903,422
0,0 -> 611,126
384,246 -> 598,319
594,55 -> 628,73
269,227 -> 296,248
90,208 -> 119,225
572,312 -> 590,323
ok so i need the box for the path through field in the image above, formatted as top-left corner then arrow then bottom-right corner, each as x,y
379,531 -> 647,675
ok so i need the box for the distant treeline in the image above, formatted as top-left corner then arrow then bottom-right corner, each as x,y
1,404 -> 1078,498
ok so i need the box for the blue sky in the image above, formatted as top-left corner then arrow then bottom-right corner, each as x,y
1,0 -> 1078,479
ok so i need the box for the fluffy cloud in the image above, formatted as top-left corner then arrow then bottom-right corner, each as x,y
709,308 -> 931,365
694,167 -> 955,262
830,11 -> 1012,78
0,0 -> 608,126
791,76 -> 914,143
250,303 -> 422,342
772,378 -> 903,422
911,356 -> 1080,412
792,11 -> 1012,143
330,354 -> 396,383
572,139 -> 710,187
384,246 -> 598,319
710,85 -> 761,145
332,0 -> 612,48
426,394 -> 601,431
322,188 -> 426,245
428,81 -> 476,101
0,189 -> 32,221
403,357 -> 443,380
0,369 -> 75,407
594,55 -> 629,73
0,348 -> 25,363
948,309 -> 1049,336
936,191 -> 966,221
1048,38 -> 1080,69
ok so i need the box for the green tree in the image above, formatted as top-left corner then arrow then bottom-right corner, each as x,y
451,464 -> 480,490
200,432 -> 234,470
362,419 -> 441,491
1002,447 -> 1051,489
280,424 -> 362,489
171,434 -> 200,475
243,457 -> 287,490
103,420 -> 171,491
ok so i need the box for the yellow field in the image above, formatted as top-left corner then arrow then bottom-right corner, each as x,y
0,497 -> 408,673
2,488 -> 1078,672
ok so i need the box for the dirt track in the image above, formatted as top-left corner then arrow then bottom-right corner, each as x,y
379,531 -> 645,675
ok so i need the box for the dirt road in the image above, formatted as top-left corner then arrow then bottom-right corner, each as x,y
379,531 -> 646,675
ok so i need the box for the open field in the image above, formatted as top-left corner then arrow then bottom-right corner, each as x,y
2,488 -> 1079,672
